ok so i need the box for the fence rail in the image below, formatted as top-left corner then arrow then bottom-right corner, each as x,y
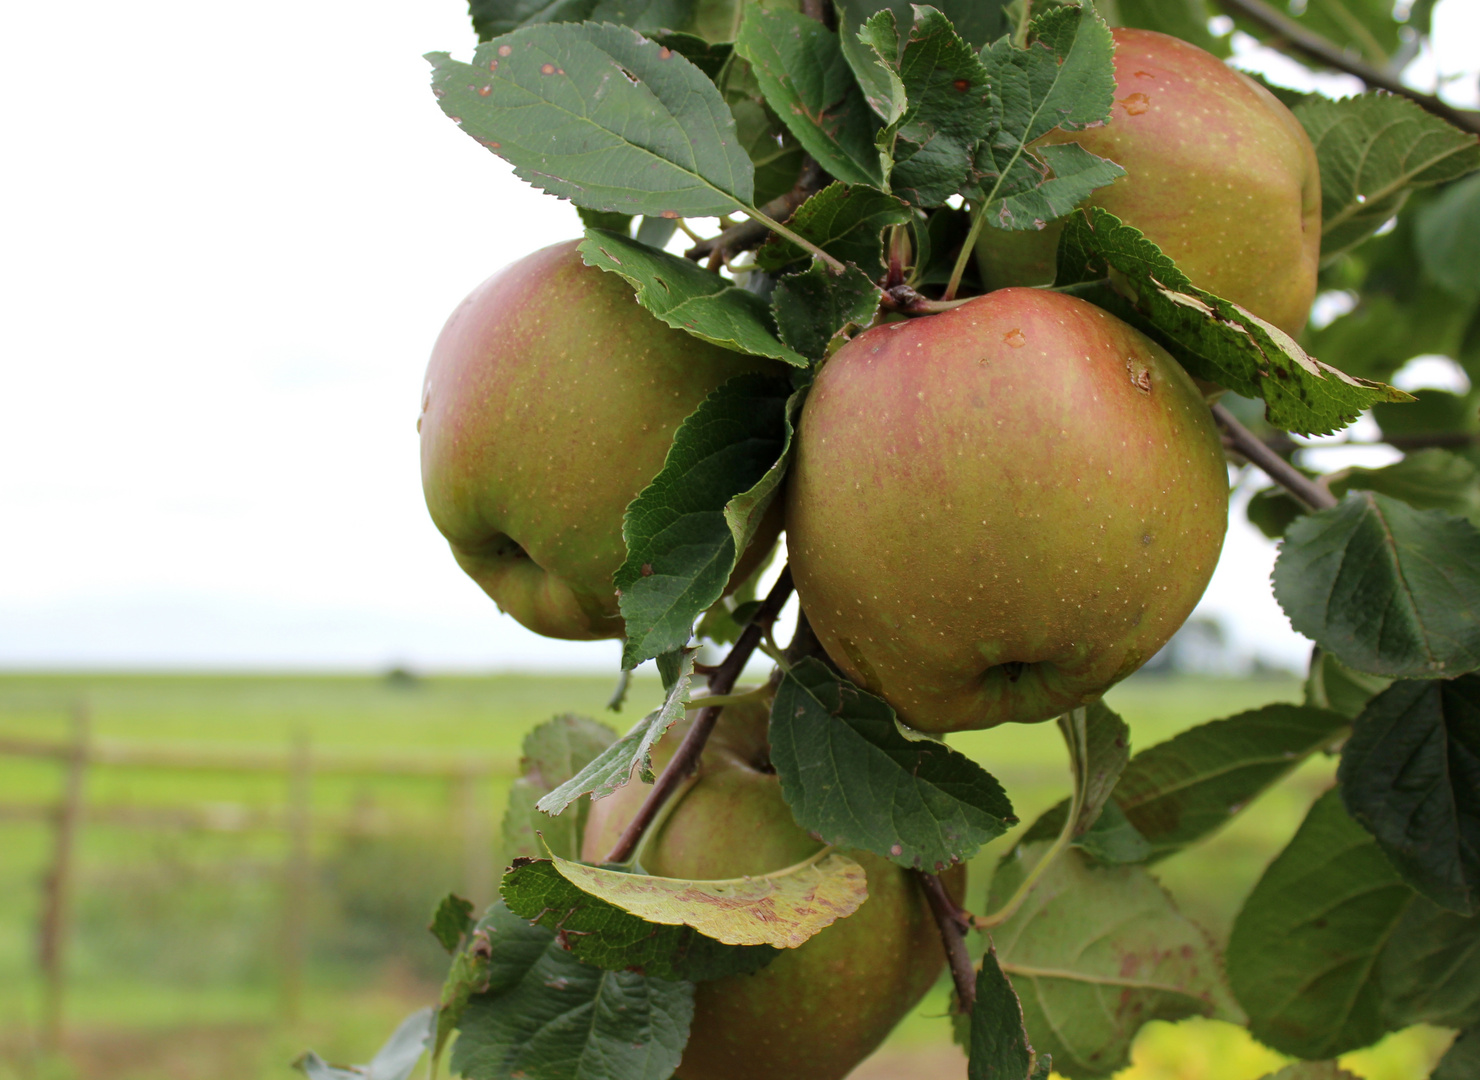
0,701 -> 517,1051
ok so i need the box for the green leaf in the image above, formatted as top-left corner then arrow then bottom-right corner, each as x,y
434,914 -> 498,1066
1114,704 -> 1350,860
1378,893 -> 1480,1031
451,902 -> 694,1080
297,1008 -> 434,1080
991,141 -> 1125,230
1272,491 -> 1480,679
734,8 -> 884,187
428,22 -> 753,219
1074,798 -> 1152,864
536,651 -> 695,815
469,0 -> 698,40
771,261 -> 882,361
1055,207 -> 1411,435
650,31 -> 730,78
1295,94 -> 1480,264
579,229 -> 806,365
1374,389 -> 1477,442
1248,448 -> 1480,541
1417,172 -> 1480,300
1434,1028 -> 1480,1079
967,946 -> 1037,1080
728,95 -> 806,207
613,372 -> 792,667
971,4 -> 1119,226
1305,649 -> 1393,722
1253,1065 -> 1360,1080
720,382 -> 804,577
430,894 -> 476,954
1338,676 -> 1480,915
990,844 -> 1240,1078
863,7 -> 996,206
1073,701 -> 1130,837
501,858 -> 778,980
502,714 -> 618,862
535,847 -> 869,948
770,658 -> 1017,870
753,182 -> 912,279
1227,789 -> 1414,1059
578,206 -> 634,235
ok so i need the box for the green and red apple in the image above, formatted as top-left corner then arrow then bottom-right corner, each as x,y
582,690 -> 961,1080
977,28 -> 1321,336
785,287 -> 1229,733
419,240 -> 781,641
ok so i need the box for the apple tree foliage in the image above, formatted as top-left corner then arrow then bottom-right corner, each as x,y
302,0 -> 1480,1076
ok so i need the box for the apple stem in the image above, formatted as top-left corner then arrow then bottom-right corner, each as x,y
601,567 -> 796,865
917,870 -> 977,1013
1212,404 -> 1339,512
942,205 -> 987,302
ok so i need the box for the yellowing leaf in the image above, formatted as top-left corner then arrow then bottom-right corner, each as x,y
549,849 -> 867,948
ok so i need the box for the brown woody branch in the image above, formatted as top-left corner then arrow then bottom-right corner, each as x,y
1213,0 -> 1480,136
685,160 -> 826,264
1213,404 -> 1339,512
917,870 -> 977,1014
602,567 -> 795,864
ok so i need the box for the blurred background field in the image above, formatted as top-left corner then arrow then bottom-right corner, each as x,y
0,671 -> 1455,1080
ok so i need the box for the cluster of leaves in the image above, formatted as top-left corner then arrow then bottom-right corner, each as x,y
302,0 -> 1480,1076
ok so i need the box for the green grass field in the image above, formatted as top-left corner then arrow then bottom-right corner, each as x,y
0,672 -> 1454,1079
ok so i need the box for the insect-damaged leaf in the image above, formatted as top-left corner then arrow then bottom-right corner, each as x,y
1055,207 -> 1412,435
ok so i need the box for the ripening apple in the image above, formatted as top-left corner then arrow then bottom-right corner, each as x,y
582,690 -> 961,1080
419,240 -> 783,640
976,28 -> 1321,336
785,288 -> 1228,733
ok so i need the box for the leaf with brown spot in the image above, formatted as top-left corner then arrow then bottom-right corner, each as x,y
547,848 -> 868,948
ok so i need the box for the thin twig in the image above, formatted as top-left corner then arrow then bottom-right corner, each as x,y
686,160 -> 825,264
917,870 -> 977,1014
1212,404 -> 1339,512
1213,0 -> 1480,136
601,567 -> 795,865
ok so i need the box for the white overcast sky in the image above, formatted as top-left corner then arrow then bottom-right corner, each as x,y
1,1 -> 1477,673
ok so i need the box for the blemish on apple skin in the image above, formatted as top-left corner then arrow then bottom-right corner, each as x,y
1003,328 -> 1026,348
1120,93 -> 1151,115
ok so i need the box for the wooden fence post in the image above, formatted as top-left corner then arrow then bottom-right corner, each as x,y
280,730 -> 312,1024
38,699 -> 90,1055
456,767 -> 494,911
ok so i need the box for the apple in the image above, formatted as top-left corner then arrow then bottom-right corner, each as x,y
976,28 -> 1321,336
419,240 -> 783,641
581,690 -> 960,1080
784,287 -> 1228,733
